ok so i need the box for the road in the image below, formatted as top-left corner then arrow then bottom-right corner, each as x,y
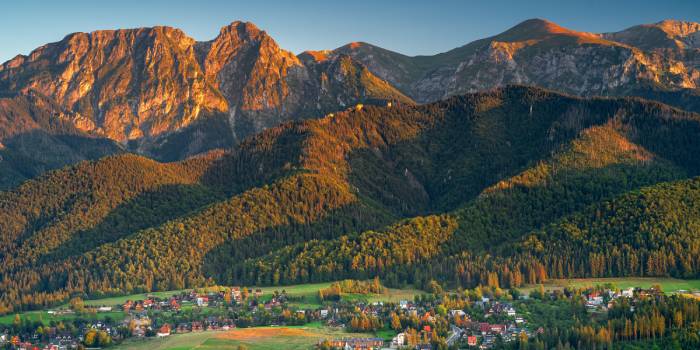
447,324 -> 463,346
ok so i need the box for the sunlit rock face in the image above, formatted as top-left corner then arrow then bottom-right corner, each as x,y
336,19 -> 700,103
0,26 -> 228,142
0,21 -> 410,158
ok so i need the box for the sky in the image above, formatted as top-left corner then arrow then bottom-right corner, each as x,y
2,0 -> 698,63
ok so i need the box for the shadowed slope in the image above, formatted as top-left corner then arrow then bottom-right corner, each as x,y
2,86 -> 700,312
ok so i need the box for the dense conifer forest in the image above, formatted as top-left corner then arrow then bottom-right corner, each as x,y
2,86 -> 700,316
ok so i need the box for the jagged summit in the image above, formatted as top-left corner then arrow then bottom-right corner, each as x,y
654,19 -> 700,37
603,19 -> 700,50
0,20 -> 412,187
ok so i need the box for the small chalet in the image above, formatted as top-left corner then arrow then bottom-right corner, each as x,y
156,324 -> 171,337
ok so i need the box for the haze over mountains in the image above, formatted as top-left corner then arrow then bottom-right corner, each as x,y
1,18 -> 700,312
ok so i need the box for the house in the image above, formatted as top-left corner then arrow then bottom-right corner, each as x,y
328,338 -> 383,350
450,309 -> 466,318
622,288 -> 634,298
320,309 -> 329,318
505,306 -> 516,317
156,324 -> 171,337
254,289 -> 263,298
467,335 -> 478,346
176,324 -> 190,333
489,324 -> 506,335
17,341 -> 34,350
587,292 -> 604,307
122,300 -> 134,312
479,323 -> 490,334
132,327 -> 145,337
97,306 -> 112,312
231,287 -> 242,302
196,296 -> 209,307
390,333 -> 405,348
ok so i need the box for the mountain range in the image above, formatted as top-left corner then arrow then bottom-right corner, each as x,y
2,18 -> 700,188
1,18 -> 700,312
2,85 -> 700,312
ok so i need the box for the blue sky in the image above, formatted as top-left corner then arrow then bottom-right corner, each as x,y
2,0 -> 698,63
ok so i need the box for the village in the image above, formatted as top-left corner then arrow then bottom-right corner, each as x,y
0,281 -> 687,350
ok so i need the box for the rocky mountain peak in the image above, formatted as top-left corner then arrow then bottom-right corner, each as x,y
603,19 -> 700,50
655,19 -> 700,38
213,21 -> 266,45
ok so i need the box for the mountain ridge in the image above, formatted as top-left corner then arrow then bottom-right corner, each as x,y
334,18 -> 700,104
2,86 -> 700,312
0,20 -> 412,188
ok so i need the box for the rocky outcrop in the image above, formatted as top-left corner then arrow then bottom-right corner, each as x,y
0,27 -> 228,143
0,21 -> 412,180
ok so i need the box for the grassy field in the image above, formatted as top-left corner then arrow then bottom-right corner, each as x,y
0,310 -> 125,326
264,283 -> 423,308
256,282 -> 331,308
80,290 -> 189,307
519,278 -> 700,293
369,287 -> 423,303
561,277 -> 700,292
112,323 -> 375,350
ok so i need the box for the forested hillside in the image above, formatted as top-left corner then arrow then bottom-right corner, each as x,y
1,86 -> 700,314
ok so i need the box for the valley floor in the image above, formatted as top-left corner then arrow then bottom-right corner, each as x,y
4,278 -> 700,349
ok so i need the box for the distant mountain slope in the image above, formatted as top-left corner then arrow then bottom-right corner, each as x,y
335,18 -> 700,109
602,20 -> 700,50
2,86 -> 700,312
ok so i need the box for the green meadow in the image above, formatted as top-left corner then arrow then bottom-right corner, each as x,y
518,277 -> 700,294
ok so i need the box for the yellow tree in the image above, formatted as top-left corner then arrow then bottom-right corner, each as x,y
84,329 -> 97,347
674,310 -> 684,328
12,314 -> 20,330
390,312 -> 402,331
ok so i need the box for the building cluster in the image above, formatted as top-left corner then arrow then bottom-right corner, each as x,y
0,284 -> 685,350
